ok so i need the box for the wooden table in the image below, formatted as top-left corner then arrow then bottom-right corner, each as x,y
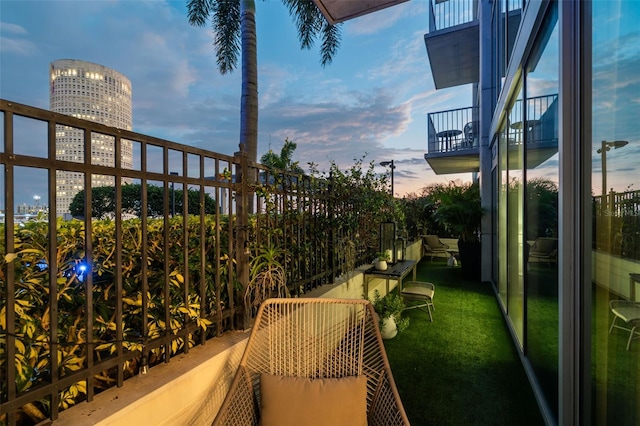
364,260 -> 417,297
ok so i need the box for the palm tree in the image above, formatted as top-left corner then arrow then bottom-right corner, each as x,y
187,0 -> 341,164
260,137 -> 304,174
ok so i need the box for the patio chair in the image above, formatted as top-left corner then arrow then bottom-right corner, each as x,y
527,237 -> 558,267
401,281 -> 436,322
422,235 -> 449,261
463,121 -> 477,147
212,298 -> 410,426
609,300 -> 640,351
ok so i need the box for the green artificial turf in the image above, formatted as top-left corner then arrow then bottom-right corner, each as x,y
383,260 -> 545,425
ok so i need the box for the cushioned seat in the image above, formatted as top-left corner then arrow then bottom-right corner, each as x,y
402,281 -> 435,322
422,235 -> 449,261
528,237 -> 558,267
609,300 -> 640,350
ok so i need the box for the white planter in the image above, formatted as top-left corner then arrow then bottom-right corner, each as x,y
374,260 -> 388,271
380,316 -> 398,339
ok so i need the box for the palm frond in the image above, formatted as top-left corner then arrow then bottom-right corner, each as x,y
212,0 -> 241,74
320,20 -> 341,67
283,0 -> 320,49
187,0 -> 213,26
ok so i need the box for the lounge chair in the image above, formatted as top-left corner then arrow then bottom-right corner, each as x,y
609,300 -> 640,351
528,237 -> 558,267
422,235 -> 449,261
212,298 -> 410,426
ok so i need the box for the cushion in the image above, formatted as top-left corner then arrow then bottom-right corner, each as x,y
260,373 -> 368,426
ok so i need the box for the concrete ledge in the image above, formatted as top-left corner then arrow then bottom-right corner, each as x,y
53,331 -> 248,426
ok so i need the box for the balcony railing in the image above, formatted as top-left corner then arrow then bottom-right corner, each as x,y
427,106 -> 479,154
428,0 -> 477,33
507,94 -> 558,147
0,99 -> 391,425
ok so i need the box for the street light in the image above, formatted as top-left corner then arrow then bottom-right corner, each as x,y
597,140 -> 628,205
379,160 -> 395,196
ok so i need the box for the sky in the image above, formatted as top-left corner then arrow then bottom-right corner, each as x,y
0,0 -> 474,207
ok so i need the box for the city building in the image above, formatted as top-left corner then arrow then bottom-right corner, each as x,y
316,0 -> 639,424
50,59 -> 133,217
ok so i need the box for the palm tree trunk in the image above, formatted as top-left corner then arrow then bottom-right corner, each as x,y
240,0 -> 258,163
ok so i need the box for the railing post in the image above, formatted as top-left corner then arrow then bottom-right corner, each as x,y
234,150 -> 251,328
429,0 -> 436,32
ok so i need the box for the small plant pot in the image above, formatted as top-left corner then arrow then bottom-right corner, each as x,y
374,260 -> 388,271
380,316 -> 398,339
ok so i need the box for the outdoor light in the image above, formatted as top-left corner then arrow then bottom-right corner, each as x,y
379,160 -> 395,196
380,221 -> 397,264
139,354 -> 148,376
244,240 -> 251,256
597,140 -> 629,205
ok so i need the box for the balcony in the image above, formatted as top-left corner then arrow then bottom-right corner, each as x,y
424,0 -> 523,89
424,0 -> 479,89
507,94 -> 559,169
424,106 -> 480,174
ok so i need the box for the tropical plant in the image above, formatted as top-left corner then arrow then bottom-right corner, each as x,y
369,290 -> 409,333
244,244 -> 290,317
526,177 -> 558,240
429,180 -> 483,243
377,251 -> 391,262
260,137 -> 304,174
187,0 -> 342,163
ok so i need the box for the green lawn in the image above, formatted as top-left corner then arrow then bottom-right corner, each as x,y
384,260 -> 544,425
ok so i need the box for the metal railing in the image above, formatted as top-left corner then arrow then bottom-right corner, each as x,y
427,106 -> 479,154
0,99 -> 386,424
428,0 -> 478,33
506,94 -> 558,146
593,189 -> 640,260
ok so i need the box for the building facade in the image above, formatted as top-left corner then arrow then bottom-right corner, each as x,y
419,0 -> 639,424
50,59 -> 133,217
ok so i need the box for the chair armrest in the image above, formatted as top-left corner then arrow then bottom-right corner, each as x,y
610,300 -> 640,310
403,281 -> 435,292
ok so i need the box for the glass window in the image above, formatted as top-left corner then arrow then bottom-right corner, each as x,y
507,84 -> 524,345
524,4 -> 559,419
590,1 -> 640,424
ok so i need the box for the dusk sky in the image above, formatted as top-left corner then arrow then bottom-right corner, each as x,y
0,0 -> 474,207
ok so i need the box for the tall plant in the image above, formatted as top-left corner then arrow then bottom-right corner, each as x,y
187,0 -> 341,163
429,181 -> 483,243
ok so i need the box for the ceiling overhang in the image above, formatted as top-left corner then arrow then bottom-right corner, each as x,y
424,149 -> 480,175
313,0 -> 409,24
424,21 -> 479,89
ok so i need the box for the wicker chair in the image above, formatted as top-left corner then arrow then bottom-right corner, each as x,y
213,298 -> 410,426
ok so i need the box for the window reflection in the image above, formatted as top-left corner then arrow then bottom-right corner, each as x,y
591,1 -> 640,424
524,5 -> 559,419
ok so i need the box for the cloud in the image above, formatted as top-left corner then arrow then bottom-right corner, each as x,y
346,2 -> 427,36
0,21 -> 38,55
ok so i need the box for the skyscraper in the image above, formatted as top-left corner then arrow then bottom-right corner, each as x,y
50,59 -> 133,217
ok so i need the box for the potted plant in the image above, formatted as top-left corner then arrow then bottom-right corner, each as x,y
369,290 -> 409,339
431,181 -> 484,280
373,251 -> 391,271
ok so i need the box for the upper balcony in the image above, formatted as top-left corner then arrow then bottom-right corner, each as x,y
425,0 -> 523,90
424,106 -> 480,174
424,0 -> 479,89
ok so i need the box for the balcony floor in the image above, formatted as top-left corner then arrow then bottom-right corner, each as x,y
385,259 -> 544,425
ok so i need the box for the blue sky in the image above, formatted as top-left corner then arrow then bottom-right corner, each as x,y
0,0 -> 473,206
